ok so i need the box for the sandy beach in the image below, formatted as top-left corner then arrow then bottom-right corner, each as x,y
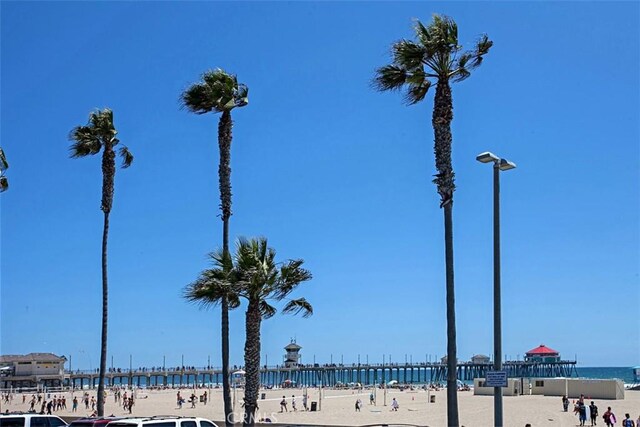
3,386 -> 639,427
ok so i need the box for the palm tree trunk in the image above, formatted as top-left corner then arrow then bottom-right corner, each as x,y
444,203 -> 459,427
96,211 -> 109,417
97,141 -> 115,417
242,301 -> 261,426
432,80 -> 459,427
218,110 -> 234,427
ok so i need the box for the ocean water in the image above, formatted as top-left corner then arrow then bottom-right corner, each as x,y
575,367 -> 636,384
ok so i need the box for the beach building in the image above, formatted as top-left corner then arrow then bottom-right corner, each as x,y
471,354 -> 491,364
525,344 -> 561,363
283,340 -> 302,368
0,353 -> 67,388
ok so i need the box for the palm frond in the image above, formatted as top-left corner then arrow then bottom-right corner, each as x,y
69,126 -> 101,158
119,146 -> 134,168
404,80 -> 432,105
282,298 -> 313,318
259,300 -> 277,319
183,268 -> 232,308
0,148 -> 8,173
468,34 -> 493,69
274,259 -> 312,300
181,82 -> 216,114
392,39 -> 425,70
373,65 -> 408,92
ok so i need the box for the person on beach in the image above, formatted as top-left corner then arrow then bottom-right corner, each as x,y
355,398 -> 362,412
370,392 -> 375,405
280,396 -> 287,412
72,396 -> 78,412
291,395 -> 296,411
391,397 -> 399,411
603,407 -> 616,426
578,401 -> 587,426
190,393 -> 197,408
302,393 -> 308,411
590,401 -> 599,426
622,414 -> 635,427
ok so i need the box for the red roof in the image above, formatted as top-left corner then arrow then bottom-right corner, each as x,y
526,344 -> 559,355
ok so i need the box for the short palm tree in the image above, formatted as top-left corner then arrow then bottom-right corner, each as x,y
0,147 -> 9,192
373,15 -> 491,427
181,69 -> 248,427
233,238 -> 312,426
184,238 -> 312,427
69,108 -> 133,416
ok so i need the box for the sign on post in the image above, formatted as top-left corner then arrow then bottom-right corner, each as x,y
485,370 -> 508,387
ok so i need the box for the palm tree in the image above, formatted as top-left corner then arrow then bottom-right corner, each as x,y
373,15 -> 491,427
0,147 -> 8,192
233,237 -> 312,426
184,238 -> 312,427
69,108 -> 133,416
181,68 -> 248,426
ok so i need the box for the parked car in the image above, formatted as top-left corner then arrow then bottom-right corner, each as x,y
107,417 -> 218,427
0,414 -> 67,427
68,418 -> 123,427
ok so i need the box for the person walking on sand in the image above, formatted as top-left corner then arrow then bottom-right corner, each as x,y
622,414 -> 635,427
603,407 -> 616,427
579,401 -> 588,426
370,392 -> 375,405
280,396 -> 287,413
590,401 -> 599,426
355,398 -> 362,412
291,395 -> 296,411
302,393 -> 308,411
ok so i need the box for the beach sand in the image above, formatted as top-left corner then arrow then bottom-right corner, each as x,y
5,387 -> 640,427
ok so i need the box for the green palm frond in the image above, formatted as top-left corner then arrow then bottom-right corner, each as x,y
259,300 -> 277,319
183,268 -> 232,308
181,68 -> 249,115
373,65 -> 408,91
0,148 -> 8,173
274,260 -> 312,300
282,298 -> 313,318
69,126 -> 101,158
119,146 -> 134,168
392,39 -> 425,70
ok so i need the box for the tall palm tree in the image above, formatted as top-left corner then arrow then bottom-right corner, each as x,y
373,15 -> 491,427
181,68 -> 248,426
69,108 -> 133,416
184,238 -> 312,427
0,147 -> 8,192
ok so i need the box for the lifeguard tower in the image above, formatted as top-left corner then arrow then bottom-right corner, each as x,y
283,340 -> 302,368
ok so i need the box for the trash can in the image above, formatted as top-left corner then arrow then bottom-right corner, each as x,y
310,401 -> 318,412
261,393 -> 266,400
430,395 -> 436,403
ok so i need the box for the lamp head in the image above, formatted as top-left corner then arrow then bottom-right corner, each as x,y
476,152 -> 500,163
499,159 -> 516,171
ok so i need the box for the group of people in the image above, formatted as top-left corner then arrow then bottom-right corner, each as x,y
279,394 -> 309,412
564,394 -> 639,427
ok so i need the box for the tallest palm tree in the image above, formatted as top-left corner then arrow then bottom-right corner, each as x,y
374,15 -> 491,427
69,108 -> 133,416
181,69 -> 248,427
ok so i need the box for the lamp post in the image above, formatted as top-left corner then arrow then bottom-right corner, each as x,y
476,151 -> 516,427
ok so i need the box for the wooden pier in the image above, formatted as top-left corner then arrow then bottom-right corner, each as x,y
64,360 -> 578,389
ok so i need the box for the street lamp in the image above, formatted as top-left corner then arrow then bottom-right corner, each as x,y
476,151 -> 516,427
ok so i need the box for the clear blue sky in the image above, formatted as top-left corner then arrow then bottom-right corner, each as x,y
1,1 -> 638,370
